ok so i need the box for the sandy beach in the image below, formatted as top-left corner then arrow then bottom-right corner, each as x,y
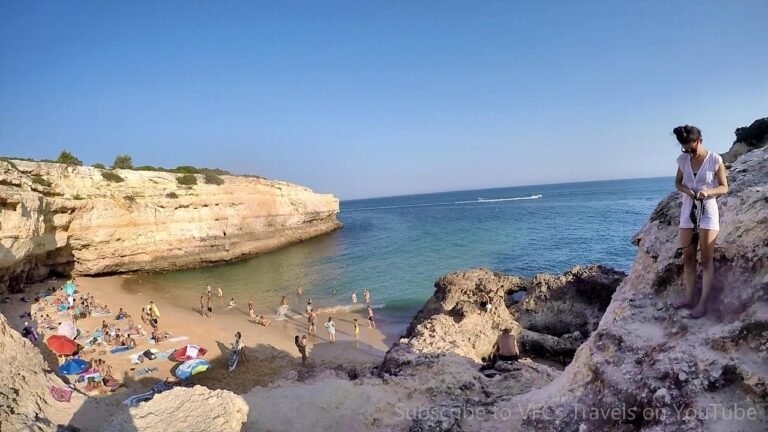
1,276 -> 396,430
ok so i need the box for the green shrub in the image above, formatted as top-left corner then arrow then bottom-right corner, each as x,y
165,191 -> 179,199
73,194 -> 86,200
203,172 -> 224,185
92,163 -> 106,169
176,174 -> 197,186
56,151 -> 82,166
101,171 -> 125,183
124,195 -> 136,203
113,155 -> 133,169
135,165 -> 158,171
31,175 -> 52,187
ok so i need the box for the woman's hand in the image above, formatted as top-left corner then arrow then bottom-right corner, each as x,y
695,190 -> 709,200
685,189 -> 697,199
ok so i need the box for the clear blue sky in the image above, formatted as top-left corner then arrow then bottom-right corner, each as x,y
1,1 -> 766,200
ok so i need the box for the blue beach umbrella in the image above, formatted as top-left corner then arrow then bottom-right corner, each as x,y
58,358 -> 89,375
175,359 -> 211,380
64,282 -> 76,296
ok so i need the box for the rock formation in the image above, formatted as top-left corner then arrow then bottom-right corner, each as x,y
102,386 -> 249,432
0,314 -> 79,431
0,161 -> 341,294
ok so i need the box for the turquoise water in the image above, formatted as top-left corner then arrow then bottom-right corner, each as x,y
123,177 -> 673,333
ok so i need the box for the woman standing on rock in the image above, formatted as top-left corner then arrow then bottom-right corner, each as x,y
672,125 -> 728,318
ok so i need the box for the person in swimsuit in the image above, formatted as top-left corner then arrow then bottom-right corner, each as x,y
672,125 -> 729,319
295,335 -> 307,365
206,296 -> 213,319
351,291 -> 358,304
308,310 -> 317,334
199,296 -> 206,317
363,289 -> 370,304
353,319 -> 360,339
366,305 -> 376,329
248,300 -> 255,318
325,317 -> 336,342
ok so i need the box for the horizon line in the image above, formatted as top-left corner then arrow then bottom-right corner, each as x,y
341,175 -> 673,202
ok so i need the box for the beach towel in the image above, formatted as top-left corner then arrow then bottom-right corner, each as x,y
155,349 -> 174,360
110,346 -> 131,354
91,311 -> 111,317
49,386 -> 73,403
122,390 -> 154,407
166,336 -> 189,343
134,367 -> 158,377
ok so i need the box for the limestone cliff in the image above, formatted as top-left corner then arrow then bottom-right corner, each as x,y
0,161 -> 341,293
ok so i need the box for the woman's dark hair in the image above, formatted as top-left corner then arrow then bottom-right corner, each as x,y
673,125 -> 702,145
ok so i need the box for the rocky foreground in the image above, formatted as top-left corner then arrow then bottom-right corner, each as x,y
0,161 -> 341,294
1,118 -> 766,431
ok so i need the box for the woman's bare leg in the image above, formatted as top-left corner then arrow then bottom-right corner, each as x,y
674,228 -> 697,308
691,229 -> 718,318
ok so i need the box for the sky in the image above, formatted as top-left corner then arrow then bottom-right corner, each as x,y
1,1 -> 766,200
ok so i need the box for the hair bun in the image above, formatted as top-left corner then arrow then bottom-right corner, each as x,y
673,124 -> 701,145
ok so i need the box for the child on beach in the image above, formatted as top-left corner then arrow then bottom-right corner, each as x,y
228,298 -> 236,309
363,289 -> 370,304
325,317 -> 336,342
353,319 -> 360,339
367,305 -> 376,329
248,300 -> 255,318
256,315 -> 272,326
217,287 -> 223,298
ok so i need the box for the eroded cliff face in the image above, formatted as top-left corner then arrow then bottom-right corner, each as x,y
0,161 -> 341,293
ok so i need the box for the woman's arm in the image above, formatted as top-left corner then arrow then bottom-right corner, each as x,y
675,168 -> 695,198
699,163 -> 729,199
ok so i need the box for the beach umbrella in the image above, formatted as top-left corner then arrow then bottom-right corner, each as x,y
57,322 -> 78,340
170,344 -> 207,362
46,335 -> 77,355
175,359 -> 211,380
64,282 -> 76,296
58,358 -> 88,375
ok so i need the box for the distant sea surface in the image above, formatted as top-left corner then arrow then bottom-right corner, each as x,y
122,177 -> 673,335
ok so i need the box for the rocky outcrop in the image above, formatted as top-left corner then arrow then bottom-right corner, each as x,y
102,386 -> 248,432
721,117 -> 768,164
0,314 -> 77,431
0,161 -> 341,293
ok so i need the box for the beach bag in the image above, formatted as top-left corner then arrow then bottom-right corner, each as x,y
143,349 -> 156,360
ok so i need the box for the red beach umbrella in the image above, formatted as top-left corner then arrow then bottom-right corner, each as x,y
47,335 -> 77,355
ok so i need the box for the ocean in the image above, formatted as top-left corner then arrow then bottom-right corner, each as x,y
122,177 -> 673,335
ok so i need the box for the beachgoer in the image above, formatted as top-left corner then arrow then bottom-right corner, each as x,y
308,310 -> 317,334
200,296 -> 206,317
146,301 -> 160,326
363,289 -> 370,304
233,331 -> 247,363
217,287 -> 223,298
280,296 -> 288,307
296,286 -> 303,296
367,305 -> 376,329
276,296 -> 288,320
140,307 -> 149,325
206,285 -> 212,296
228,298 -> 236,309
493,328 -> 520,362
248,299 -> 255,318
351,291 -> 358,304
295,335 -> 307,365
256,315 -> 272,326
331,288 -> 337,295
325,317 -> 336,342
206,296 -> 213,319
305,299 -> 313,316
479,293 -> 492,314
672,125 -> 728,319
353,319 -> 360,339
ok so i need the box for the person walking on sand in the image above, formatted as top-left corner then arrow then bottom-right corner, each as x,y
199,296 -> 206,317
233,331 -> 247,363
206,296 -> 213,319
353,319 -> 360,339
671,125 -> 728,319
308,310 -> 317,334
351,291 -> 358,304
325,317 -> 336,342
217,287 -> 223,298
367,305 -> 376,329
305,299 -> 313,316
147,301 -> 160,327
363,289 -> 370,304
248,300 -> 255,318
295,335 -> 307,365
